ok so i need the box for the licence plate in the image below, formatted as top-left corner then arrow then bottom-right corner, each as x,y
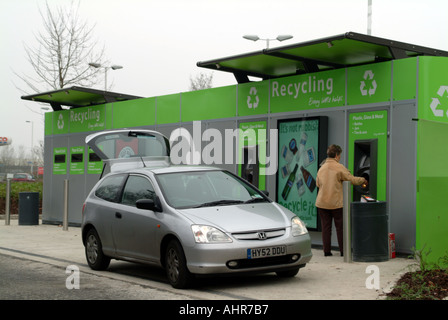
247,246 -> 286,259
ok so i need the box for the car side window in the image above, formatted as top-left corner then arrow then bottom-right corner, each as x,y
121,175 -> 156,207
95,174 -> 127,203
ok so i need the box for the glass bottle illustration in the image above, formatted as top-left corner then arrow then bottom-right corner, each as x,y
300,166 -> 316,192
281,164 -> 298,200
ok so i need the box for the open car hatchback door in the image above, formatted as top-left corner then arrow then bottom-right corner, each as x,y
86,129 -> 171,173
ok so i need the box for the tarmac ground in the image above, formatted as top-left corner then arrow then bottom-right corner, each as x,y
0,216 -> 416,301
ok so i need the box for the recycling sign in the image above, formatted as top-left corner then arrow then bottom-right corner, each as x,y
57,114 -> 65,129
247,87 -> 259,109
53,111 -> 69,134
360,70 -> 377,96
347,62 -> 391,105
237,82 -> 268,116
430,85 -> 448,118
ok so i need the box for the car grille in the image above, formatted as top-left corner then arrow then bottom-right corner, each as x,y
226,254 -> 300,269
232,228 -> 285,240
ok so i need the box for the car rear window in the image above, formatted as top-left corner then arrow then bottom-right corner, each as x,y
95,174 -> 127,202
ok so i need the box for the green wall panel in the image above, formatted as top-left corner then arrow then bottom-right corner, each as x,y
393,58 -> 417,101
417,120 -> 448,263
112,97 -> 156,128
181,85 -> 236,122
156,93 -> 180,124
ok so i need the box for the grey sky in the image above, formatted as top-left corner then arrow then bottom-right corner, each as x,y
1,0 -> 447,151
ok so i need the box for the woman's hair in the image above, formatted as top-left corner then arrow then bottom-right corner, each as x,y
327,144 -> 342,158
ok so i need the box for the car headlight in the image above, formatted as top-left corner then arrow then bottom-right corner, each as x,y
191,225 -> 232,243
291,216 -> 308,236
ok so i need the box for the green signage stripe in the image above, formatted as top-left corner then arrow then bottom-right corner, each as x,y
105,104 -> 113,130
112,98 -> 156,128
270,68 -> 345,113
238,82 -> 269,116
347,61 -> 391,105
156,93 -> 181,124
53,110 -> 69,135
44,112 -> 53,136
69,105 -> 106,133
181,86 -> 236,122
44,59 -> 430,136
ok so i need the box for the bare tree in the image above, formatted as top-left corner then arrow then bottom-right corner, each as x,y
189,72 -> 214,91
15,0 -> 107,94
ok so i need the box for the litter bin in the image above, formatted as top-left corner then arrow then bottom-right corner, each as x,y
351,201 -> 388,262
18,192 -> 39,226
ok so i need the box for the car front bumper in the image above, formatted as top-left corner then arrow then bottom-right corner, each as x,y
184,233 -> 312,275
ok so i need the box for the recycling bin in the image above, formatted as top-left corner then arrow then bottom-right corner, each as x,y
351,201 -> 388,262
18,192 -> 40,226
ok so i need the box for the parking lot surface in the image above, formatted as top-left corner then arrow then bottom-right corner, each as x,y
0,218 -> 414,300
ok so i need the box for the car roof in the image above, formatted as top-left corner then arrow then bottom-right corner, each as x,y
133,165 -> 219,175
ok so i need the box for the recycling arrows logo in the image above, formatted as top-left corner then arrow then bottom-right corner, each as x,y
430,86 -> 448,117
247,87 -> 259,109
57,114 -> 65,130
360,70 -> 377,96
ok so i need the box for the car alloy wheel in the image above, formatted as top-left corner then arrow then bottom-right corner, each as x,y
165,240 -> 193,289
86,234 -> 98,265
85,229 -> 110,270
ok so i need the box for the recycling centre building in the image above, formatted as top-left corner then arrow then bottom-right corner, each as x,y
23,32 -> 448,262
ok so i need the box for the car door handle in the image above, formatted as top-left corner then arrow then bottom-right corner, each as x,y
115,212 -> 122,219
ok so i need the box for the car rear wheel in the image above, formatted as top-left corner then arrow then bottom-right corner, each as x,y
276,268 -> 299,277
165,240 -> 193,289
85,228 -> 110,270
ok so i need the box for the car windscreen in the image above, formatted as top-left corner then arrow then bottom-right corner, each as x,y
156,170 -> 269,209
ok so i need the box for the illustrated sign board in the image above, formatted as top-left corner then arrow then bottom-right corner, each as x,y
277,117 -> 328,230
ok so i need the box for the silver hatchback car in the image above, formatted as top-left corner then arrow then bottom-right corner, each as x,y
81,130 -> 312,288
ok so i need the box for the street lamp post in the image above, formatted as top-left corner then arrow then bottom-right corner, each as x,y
243,34 -> 293,49
88,63 -> 123,90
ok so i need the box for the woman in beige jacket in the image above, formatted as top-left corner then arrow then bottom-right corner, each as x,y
315,145 -> 367,256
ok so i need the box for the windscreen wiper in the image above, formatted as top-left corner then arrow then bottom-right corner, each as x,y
244,197 -> 268,204
193,200 -> 244,208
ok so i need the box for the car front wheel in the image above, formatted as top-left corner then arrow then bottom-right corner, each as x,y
85,228 -> 110,270
165,240 -> 193,289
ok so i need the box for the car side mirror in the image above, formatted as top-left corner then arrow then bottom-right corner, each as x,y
136,198 -> 162,212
